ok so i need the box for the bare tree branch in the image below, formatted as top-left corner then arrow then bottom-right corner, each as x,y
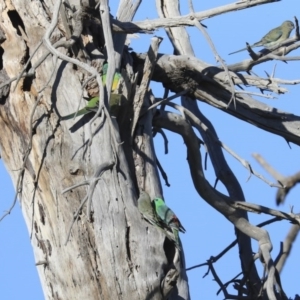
275,224 -> 300,273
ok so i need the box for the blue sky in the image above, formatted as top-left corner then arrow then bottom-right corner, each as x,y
1,0 -> 300,299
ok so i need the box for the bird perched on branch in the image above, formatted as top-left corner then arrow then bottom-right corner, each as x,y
61,64 -> 123,120
229,20 -> 294,55
153,197 -> 185,249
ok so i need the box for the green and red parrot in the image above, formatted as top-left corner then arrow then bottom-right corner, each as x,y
137,191 -> 181,248
229,20 -> 294,55
153,197 -> 185,249
61,63 -> 123,120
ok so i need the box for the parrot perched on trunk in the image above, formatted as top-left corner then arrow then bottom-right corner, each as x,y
137,191 -> 161,227
153,197 -> 185,249
229,20 -> 294,55
137,191 -> 180,248
61,64 -> 122,120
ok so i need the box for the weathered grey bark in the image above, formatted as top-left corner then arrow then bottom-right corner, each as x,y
0,0 -> 188,299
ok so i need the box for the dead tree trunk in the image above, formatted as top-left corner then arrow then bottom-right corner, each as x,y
0,1 -> 189,299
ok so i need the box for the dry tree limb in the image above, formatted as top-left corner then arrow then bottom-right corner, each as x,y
266,77 -> 300,86
99,0 -> 117,93
252,153 -> 285,182
132,91 -> 164,195
64,195 -> 88,245
230,201 -> 300,225
113,0 -> 279,34
139,51 -> 298,95
207,260 -> 244,299
253,153 -> 300,205
156,0 -> 194,56
260,249 -> 279,300
136,53 -> 300,145
130,36 -> 162,141
154,128 -> 169,154
268,53 -> 300,62
275,172 -> 300,205
114,0 -> 142,68
166,102 -> 280,187
235,90 -> 276,99
185,217 -> 286,298
275,224 -> 300,273
161,88 -> 169,111
156,156 -> 170,187
190,17 -> 237,109
186,239 -> 238,272
186,216 -> 282,272
143,89 -> 190,115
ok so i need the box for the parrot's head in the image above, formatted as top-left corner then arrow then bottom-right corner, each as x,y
153,197 -> 164,207
282,21 -> 295,31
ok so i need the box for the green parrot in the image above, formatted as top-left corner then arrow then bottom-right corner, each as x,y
101,63 -> 122,91
61,64 -> 122,120
153,197 -> 185,249
229,20 -> 294,55
137,191 -> 161,227
61,96 -> 99,120
137,191 -> 180,248
61,94 -> 125,120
